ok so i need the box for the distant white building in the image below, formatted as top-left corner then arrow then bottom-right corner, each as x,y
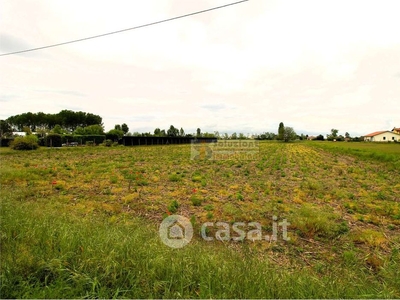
392,127 -> 400,134
364,131 -> 400,142
12,132 -> 27,136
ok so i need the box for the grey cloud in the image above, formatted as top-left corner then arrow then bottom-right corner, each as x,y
107,115 -> 147,123
128,116 -> 157,122
200,104 -> 226,111
56,104 -> 83,111
56,90 -> 86,97
0,94 -> 17,102
35,89 -> 86,97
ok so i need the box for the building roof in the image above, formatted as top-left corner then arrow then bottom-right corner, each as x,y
364,131 -> 389,137
392,127 -> 400,132
365,130 -> 400,137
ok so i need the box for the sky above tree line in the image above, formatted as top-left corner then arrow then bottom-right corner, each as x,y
1,0 -> 399,137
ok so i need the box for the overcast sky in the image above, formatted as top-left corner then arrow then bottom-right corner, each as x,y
1,0 -> 399,136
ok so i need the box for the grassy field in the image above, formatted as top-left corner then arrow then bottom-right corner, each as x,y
307,141 -> 400,170
1,141 -> 399,298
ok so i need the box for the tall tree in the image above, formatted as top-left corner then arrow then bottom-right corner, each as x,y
85,113 -> 102,127
6,110 -> 102,132
74,127 -> 86,135
327,128 -> 339,141
75,111 -> 87,128
278,122 -> 285,140
84,124 -> 104,135
22,126 -> 32,135
58,110 -> 77,131
121,123 -> 129,135
52,124 -> 63,134
167,125 -> 179,137
283,127 -> 297,142
35,112 -> 47,130
0,120 -> 12,137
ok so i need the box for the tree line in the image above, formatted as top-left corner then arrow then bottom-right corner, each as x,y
4,110 -> 102,133
1,110 -> 361,142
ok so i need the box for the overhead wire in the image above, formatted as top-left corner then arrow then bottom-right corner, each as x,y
0,0 -> 249,57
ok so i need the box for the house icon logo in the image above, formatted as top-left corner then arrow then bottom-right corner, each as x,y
159,215 -> 193,248
190,140 -> 213,160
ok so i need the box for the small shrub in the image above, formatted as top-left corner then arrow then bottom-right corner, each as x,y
292,204 -> 346,239
86,141 -> 95,146
376,191 -> 387,200
337,221 -> 350,234
103,139 -> 113,147
110,176 -> 118,184
190,195 -> 203,206
169,173 -> 182,182
342,250 -> 358,266
168,200 -> 179,213
192,175 -> 202,182
204,204 -> 214,211
351,229 -> 388,248
190,215 -> 196,227
10,135 -> 39,150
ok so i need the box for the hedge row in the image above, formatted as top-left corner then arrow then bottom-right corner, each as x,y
38,134 -> 108,147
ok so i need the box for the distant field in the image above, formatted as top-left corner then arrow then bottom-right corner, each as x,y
306,141 -> 400,170
1,142 -> 399,298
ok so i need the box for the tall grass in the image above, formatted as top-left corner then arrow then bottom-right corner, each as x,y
1,196 -> 399,298
307,141 -> 400,170
1,143 -> 399,298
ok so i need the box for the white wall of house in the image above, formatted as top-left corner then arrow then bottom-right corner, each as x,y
366,132 -> 400,142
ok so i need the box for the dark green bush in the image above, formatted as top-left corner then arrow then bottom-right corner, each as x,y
106,132 -> 121,141
10,135 -> 39,150
0,138 -> 13,147
103,139 -> 113,147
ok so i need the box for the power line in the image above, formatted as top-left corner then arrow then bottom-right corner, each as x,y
0,0 -> 248,57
